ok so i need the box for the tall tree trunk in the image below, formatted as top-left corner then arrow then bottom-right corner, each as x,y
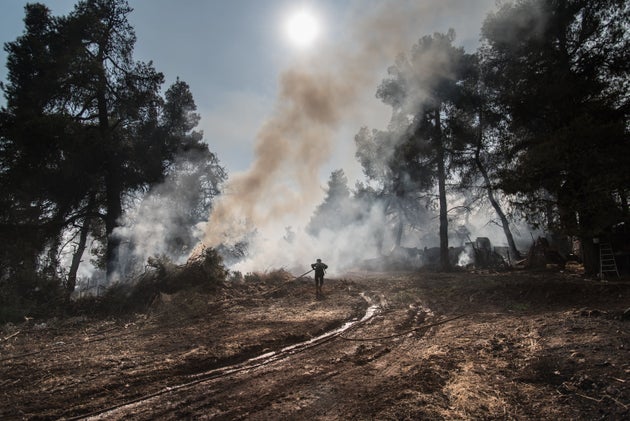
395,201 -> 404,248
96,46 -> 122,282
581,236 -> 599,277
475,107 -> 521,259
43,201 -> 73,279
578,197 -> 605,277
435,108 -> 450,272
474,149 -> 522,259
67,192 -> 95,293
105,168 -> 123,280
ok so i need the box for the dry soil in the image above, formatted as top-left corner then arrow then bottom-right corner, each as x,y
1,266 -> 629,420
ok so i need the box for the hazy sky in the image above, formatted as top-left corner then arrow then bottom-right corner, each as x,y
1,0 -> 496,181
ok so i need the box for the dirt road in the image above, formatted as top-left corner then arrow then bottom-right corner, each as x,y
1,269 -> 629,420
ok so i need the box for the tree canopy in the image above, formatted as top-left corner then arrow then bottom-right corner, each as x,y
480,0 -> 630,273
332,0 -> 628,273
0,0 -> 226,320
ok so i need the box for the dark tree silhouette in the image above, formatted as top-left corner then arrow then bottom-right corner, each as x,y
376,30 -> 475,271
481,0 -> 630,274
448,53 -> 524,260
1,1 -> 226,317
354,126 -> 433,251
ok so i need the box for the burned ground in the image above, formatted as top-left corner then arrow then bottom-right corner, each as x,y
1,267 -> 629,420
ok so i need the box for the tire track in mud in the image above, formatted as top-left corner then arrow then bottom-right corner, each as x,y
70,293 -> 383,421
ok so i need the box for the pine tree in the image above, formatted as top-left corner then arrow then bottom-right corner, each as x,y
481,0 -> 630,274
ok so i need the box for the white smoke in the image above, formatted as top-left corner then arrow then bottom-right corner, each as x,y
457,245 -> 475,267
113,152 -> 223,280
228,200 -> 388,275
57,1 -> 517,289
198,0 -> 499,275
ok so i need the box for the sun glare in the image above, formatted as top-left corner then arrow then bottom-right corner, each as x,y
285,9 -> 320,49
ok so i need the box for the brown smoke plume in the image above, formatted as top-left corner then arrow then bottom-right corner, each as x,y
201,67 -> 348,247
201,0 -> 495,252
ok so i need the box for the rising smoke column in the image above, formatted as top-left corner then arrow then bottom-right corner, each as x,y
200,0 -> 496,270
202,68 -> 347,247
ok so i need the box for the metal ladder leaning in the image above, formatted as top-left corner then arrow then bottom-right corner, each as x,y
599,242 -> 620,279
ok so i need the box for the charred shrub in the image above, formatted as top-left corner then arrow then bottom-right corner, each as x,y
176,247 -> 228,291
73,248 -> 228,317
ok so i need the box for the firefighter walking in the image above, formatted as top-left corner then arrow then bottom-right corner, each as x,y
311,258 -> 328,298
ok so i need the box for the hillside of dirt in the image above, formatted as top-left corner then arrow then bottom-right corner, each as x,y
1,267 -> 630,420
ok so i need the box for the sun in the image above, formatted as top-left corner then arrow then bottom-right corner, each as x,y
285,8 -> 321,49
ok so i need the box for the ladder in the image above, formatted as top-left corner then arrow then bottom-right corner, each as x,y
599,242 -> 620,279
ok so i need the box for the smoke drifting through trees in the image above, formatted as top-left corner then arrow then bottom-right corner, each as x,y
113,151 -> 225,279
200,0 -> 497,273
2,0 -> 627,323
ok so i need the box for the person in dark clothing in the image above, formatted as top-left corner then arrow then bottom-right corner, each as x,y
311,258 -> 328,297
